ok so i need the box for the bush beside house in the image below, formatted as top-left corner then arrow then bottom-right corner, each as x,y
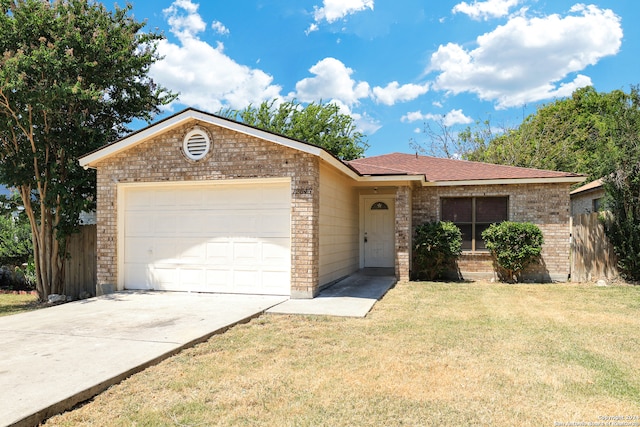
482,221 -> 544,283
412,221 -> 462,281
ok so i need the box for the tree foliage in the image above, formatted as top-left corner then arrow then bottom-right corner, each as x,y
0,211 -> 32,267
219,100 -> 368,160
412,221 -> 462,281
600,87 -> 640,281
482,222 -> 544,283
0,0 -> 175,299
465,86 -> 633,181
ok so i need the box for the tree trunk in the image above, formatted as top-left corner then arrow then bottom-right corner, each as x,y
19,185 -> 64,301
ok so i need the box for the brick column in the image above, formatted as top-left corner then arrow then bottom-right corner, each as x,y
289,159 -> 320,298
395,186 -> 411,282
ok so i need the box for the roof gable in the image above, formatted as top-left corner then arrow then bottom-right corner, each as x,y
79,108 -> 329,168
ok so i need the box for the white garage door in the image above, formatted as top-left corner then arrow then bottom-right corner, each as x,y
121,181 -> 291,295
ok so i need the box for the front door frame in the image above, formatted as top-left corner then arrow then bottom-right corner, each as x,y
359,195 -> 395,268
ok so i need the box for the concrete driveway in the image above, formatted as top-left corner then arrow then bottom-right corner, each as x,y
0,292 -> 287,427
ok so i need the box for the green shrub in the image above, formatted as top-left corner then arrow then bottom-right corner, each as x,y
412,221 -> 462,280
481,221 -> 544,283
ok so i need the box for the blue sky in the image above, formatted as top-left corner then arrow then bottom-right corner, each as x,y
128,0 -> 635,157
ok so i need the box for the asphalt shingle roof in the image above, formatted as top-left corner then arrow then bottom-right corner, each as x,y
347,153 -> 582,182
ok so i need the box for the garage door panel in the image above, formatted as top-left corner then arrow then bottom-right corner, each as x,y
233,242 -> 260,265
124,263 -> 153,289
178,239 -> 206,263
178,268 -> 205,290
151,265 -> 179,289
153,237 -> 179,263
125,212 -> 155,237
205,269 -> 232,288
203,213 -> 253,234
154,188 -> 185,207
261,185 -> 291,207
262,239 -> 290,265
125,237 -> 153,263
153,213 -> 179,236
228,214 -> 259,235
259,213 -> 291,236
205,241 -> 233,264
124,189 -> 152,210
262,270 -> 290,288
233,269 -> 259,287
123,181 -> 291,295
179,213 -> 212,234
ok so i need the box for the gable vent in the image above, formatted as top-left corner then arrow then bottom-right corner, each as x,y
183,128 -> 211,161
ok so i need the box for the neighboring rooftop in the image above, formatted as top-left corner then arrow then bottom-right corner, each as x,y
347,153 -> 583,182
570,178 -> 604,195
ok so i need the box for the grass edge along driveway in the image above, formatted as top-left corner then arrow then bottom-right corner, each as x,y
0,293 -> 40,317
46,282 -> 640,426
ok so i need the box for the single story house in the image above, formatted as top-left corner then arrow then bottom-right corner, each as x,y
79,108 -> 585,298
570,178 -> 604,216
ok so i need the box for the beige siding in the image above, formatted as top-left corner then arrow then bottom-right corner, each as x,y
318,162 -> 359,286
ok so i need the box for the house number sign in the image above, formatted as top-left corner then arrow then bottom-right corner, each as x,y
292,187 -> 313,195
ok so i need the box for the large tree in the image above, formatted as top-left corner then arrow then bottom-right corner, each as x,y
463,86 -> 630,180
220,100 -> 368,160
0,0 -> 175,300
601,87 -> 640,281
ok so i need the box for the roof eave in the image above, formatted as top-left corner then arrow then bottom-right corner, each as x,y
422,176 -> 587,186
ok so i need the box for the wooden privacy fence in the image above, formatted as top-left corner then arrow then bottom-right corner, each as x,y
570,212 -> 618,282
64,224 -> 97,297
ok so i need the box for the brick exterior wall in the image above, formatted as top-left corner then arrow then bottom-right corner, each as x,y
412,182 -> 572,282
571,188 -> 605,216
94,120 -> 320,298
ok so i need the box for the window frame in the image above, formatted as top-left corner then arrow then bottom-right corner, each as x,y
441,196 -> 509,252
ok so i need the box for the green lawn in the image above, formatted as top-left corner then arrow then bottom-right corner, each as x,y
46,282 -> 640,426
0,293 -> 40,317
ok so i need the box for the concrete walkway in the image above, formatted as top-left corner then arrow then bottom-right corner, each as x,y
0,269 -> 396,426
268,268 -> 397,317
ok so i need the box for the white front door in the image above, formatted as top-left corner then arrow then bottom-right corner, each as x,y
363,198 -> 395,268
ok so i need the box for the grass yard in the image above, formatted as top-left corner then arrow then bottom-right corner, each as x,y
0,293 -> 40,317
46,282 -> 640,426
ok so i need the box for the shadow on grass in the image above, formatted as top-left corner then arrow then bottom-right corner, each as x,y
0,295 -> 43,317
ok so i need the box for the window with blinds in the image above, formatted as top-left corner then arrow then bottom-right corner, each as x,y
441,197 -> 508,251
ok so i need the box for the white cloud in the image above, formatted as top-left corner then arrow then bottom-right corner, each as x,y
162,0 -> 206,41
305,23 -> 319,35
150,0 -> 282,112
291,57 -> 370,106
402,109 -> 473,127
211,20 -> 229,35
452,0 -> 521,20
372,81 -> 429,106
401,111 -> 427,123
430,4 -> 622,109
307,0 -> 374,33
